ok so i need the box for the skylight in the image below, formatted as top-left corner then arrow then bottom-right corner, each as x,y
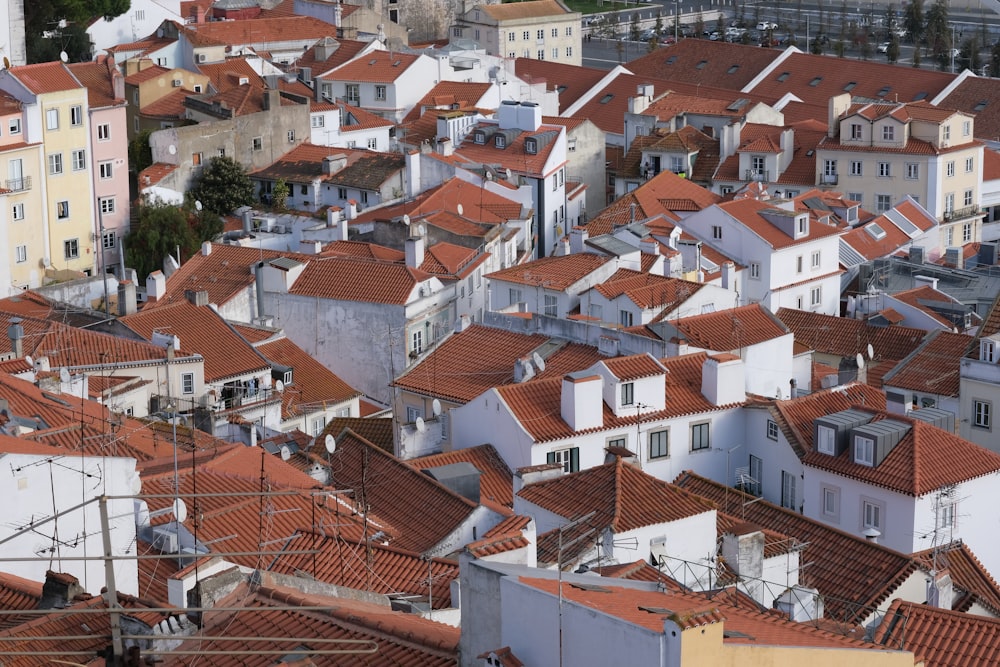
777,72 -> 790,82
974,100 -> 988,112
913,91 -> 928,101
877,85 -> 891,97
665,55 -> 677,65
809,76 -> 822,87
696,60 -> 708,69
843,81 -> 857,92
727,64 -> 740,74
599,94 -> 614,104
865,222 -> 887,240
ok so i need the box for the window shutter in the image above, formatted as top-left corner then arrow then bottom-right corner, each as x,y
570,447 -> 579,472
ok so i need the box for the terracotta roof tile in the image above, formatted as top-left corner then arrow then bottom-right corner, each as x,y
0,571 -> 42,630
353,178 -> 524,226
778,307 -> 928,361
290,256 -> 430,305
769,383 -> 887,458
486,253 -> 610,289
881,330 -> 970,396
9,61 -> 82,95
256,336 -> 360,419
393,324 -> 605,403
322,51 -> 421,84
326,416 -> 395,453
407,444 -> 514,507
587,168 -> 720,236
138,161 -> 177,187
294,37 -> 369,75
402,81 -> 493,122
515,59 -> 609,113
183,15 -> 338,48
938,76 -> 1000,144
873,598 -> 1000,665
674,471 -> 919,624
890,285 -> 965,329
66,58 -> 123,108
658,303 -> 789,351
124,63 -> 171,84
913,541 -> 1000,615
594,269 -> 706,311
625,40 -> 784,91
478,0 -> 574,19
454,121 -> 564,176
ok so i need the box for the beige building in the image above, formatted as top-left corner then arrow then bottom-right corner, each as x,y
123,60 -> 210,142
817,94 -> 983,247
454,0 -> 582,67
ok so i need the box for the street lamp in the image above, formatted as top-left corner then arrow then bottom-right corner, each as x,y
675,0 -> 680,44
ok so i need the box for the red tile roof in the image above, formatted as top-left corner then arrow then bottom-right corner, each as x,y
289,255 -> 431,305
407,444 -> 514,508
454,121 -> 564,176
326,416 -> 395,453
182,15 -> 339,48
256,336 -> 361,419
777,308 -> 928,362
66,57 -> 124,108
0,571 -> 42,630
594,269 -> 706,311
663,303 -> 789,351
466,514 -> 532,557
881,330 -> 970,396
713,198 -> 842,249
403,81 -> 493,122
294,37 -> 369,75
322,50 -> 421,84
586,168 -> 720,236
138,161 -> 177,187
393,324 -> 605,403
626,40 -> 784,91
514,59 -> 609,113
767,382 -> 887,458
9,61 -> 82,95
674,471 -> 919,624
352,178 -> 525,226
913,541 -> 1000,615
486,253 -> 610,290
873,598 -> 1000,666
522,458 -> 715,565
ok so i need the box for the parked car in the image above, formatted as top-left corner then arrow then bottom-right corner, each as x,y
585,14 -> 605,25
756,21 -> 778,30
877,42 -> 890,53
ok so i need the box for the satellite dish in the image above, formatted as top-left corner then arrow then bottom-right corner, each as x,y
867,343 -> 874,360
485,170 -> 493,181
129,474 -> 142,495
776,387 -> 783,399
59,51 -> 68,63
135,501 -> 151,529
856,353 -> 865,369
24,355 -> 33,367
59,367 -> 71,383
415,417 -> 426,433
195,200 -> 203,211
275,379 -> 284,392
324,434 -> 336,453
402,213 -> 411,226
457,203 -> 464,216
505,168 -> 513,180
417,224 -> 426,236
168,144 -> 177,155
172,498 -> 188,523
532,352 -> 546,372
280,445 -> 291,461
432,398 -> 442,416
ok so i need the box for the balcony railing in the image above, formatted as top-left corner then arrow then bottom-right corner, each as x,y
820,173 -> 838,185
745,169 -> 769,182
943,205 -> 981,221
5,176 -> 30,192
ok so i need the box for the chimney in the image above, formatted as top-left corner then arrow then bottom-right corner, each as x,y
518,101 -> 542,131
7,317 -> 24,359
185,289 -> 209,307
569,226 -> 589,254
405,236 -> 425,269
560,372 -> 603,431
909,246 -> 925,264
344,200 -> 358,220
498,100 -> 520,129
926,569 -> 953,609
39,571 -> 84,609
863,527 -> 881,543
298,240 -> 323,254
111,66 -> 125,101
326,207 -> 341,228
436,137 -> 454,156
35,356 -> 51,372
117,280 -> 137,316
513,463 -> 565,495
334,2 -> 343,25
721,527 -> 764,579
201,241 -> 212,256
147,271 -> 167,301
455,314 -> 471,332
262,88 -> 280,111
828,93 -> 851,138
639,238 -> 659,255
628,84 -> 654,115
242,210 -> 253,234
721,261 -> 736,290
194,5 -> 206,23
406,150 -> 421,198
701,354 -> 746,406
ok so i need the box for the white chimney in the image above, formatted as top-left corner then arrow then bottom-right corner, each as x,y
201,241 -> 212,256
147,270 -> 167,301
405,236 -> 425,269
406,150 -> 421,198
298,240 -> 323,254
498,100 -> 520,129
345,200 -> 358,220
721,528 -> 764,579
721,262 -> 736,290
569,226 -> 589,254
455,314 -> 471,332
437,137 -> 454,156
926,569 -> 953,609
518,101 -> 542,131
560,372 -> 603,431
326,207 -> 341,228
701,354 -> 745,406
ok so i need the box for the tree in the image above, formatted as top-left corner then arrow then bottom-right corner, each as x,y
965,37 -> 981,73
924,0 -> 949,61
811,36 -> 824,55
912,45 -> 922,67
991,40 -> 1000,77
128,129 -> 153,175
25,0 -> 128,63
693,13 -> 705,38
903,0 -> 924,45
887,35 -> 900,62
654,12 -> 663,35
125,199 -> 199,280
834,40 -> 846,57
272,178 -> 290,211
630,12 -> 641,41
839,0 -> 848,41
27,22 -> 93,63
190,156 -> 255,215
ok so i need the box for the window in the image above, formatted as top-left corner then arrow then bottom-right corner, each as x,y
796,256 -> 803,273
965,157 -> 974,172
551,28 -> 558,37
547,447 -> 580,473
46,108 -> 59,130
943,125 -> 951,141
97,124 -> 110,141
750,262 -> 760,279
565,26 -> 572,35
285,129 -> 295,144
810,286 -> 822,307
766,419 -> 778,440
510,287 -> 523,304
102,231 -> 116,250
367,137 -> 377,150
882,125 -> 894,140
411,329 -> 423,355
552,48 -> 558,59
946,227 -> 954,247
311,417 -> 326,436
70,149 -> 85,171
300,184 -> 307,195
508,31 -> 516,41
854,435 -> 875,466
99,161 -> 113,179
12,202 -> 24,220
850,160 -> 863,176
747,455 -> 762,496
621,382 -> 634,406
537,29 -> 544,39
337,187 -> 347,199
64,238 -> 79,259
48,153 -> 63,175
619,310 -> 633,327
57,201 -> 69,219
360,191 -> 368,204
179,372 -> 194,394
70,105 -> 82,126
537,49 -> 545,60
133,117 -> 139,132
375,85 -> 386,100
452,26 -> 463,37
905,163 -> 918,179
251,136 -> 262,151
811,250 -> 821,268
946,161 -> 955,177
15,245 -> 26,263
850,123 -> 862,139
938,501 -> 956,529
711,225 -> 722,239
543,294 -> 557,316
945,193 -> 955,213
973,399 -> 992,429
523,31 -> 530,40
848,192 -> 863,205
823,159 -> 837,176
822,486 -> 839,518
877,162 -> 890,177
876,194 -> 891,212
816,425 -> 835,454
9,118 -> 20,134
648,429 -> 669,459
780,470 -> 796,509
311,115 -> 324,128
862,499 -> 882,530
963,222 -> 972,242
607,436 -> 626,451
690,422 -> 710,451
965,189 -> 974,207
218,148 -> 225,157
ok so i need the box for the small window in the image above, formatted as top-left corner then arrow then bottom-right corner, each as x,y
375,85 -> 386,100
648,429 -> 668,459
99,161 -> 113,179
965,189 -> 974,207
252,136 -> 263,151
100,197 -> 115,217
862,499 -> 882,530
46,108 -> 59,130
537,49 -> 545,60
810,286 -> 822,306
287,130 -> 295,143
102,231 -> 116,249
566,26 -> 572,36
619,310 -> 633,327
72,149 -> 86,171
509,287 -> 523,304
12,202 -> 24,220
766,419 -> 778,440
780,470 -> 796,509
854,435 -> 874,466
97,124 -> 110,141
690,422 -> 710,451
750,262 -> 760,280
547,446 -> 580,473
15,244 -> 26,263
943,125 -> 951,141
876,194 -> 891,212
537,29 -> 544,39
946,161 -> 955,177
850,123 -> 862,139
882,125 -> 894,140
64,238 -> 79,259
525,139 -> 537,154
621,382 -> 634,406
811,250 -> 821,268
70,105 -> 82,126
311,115 -> 325,128
48,153 -> 63,175
57,201 -> 69,219
337,187 -> 347,199
543,294 -> 557,316
551,28 -> 558,37
822,486 -> 839,518
9,118 -> 21,134
796,256 -> 803,273
849,160 -> 862,176
905,163 -> 918,179
712,225 -> 722,239
974,399 -> 992,429
411,329 -> 423,355
816,425 -> 835,454
878,162 -> 890,177
965,157 -> 974,173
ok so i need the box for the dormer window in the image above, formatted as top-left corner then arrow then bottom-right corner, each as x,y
817,425 -> 835,454
882,125 -> 895,141
796,216 -> 808,236
525,138 -> 537,154
854,435 -> 875,466
621,382 -> 634,406
982,338 -> 998,363
283,369 -> 293,385
495,134 -> 506,148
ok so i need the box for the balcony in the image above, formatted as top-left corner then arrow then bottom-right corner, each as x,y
745,169 -> 769,182
820,173 -> 838,185
5,176 -> 31,192
943,205 -> 981,222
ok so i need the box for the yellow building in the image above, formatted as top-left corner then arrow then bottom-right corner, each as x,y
0,62 -> 98,279
0,90 -> 46,290
455,0 -> 582,67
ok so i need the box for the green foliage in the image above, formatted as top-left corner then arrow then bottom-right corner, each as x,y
810,36 -> 823,54
834,40 -> 846,57
190,156 -> 255,215
27,22 -> 92,63
630,13 -> 640,42
912,46 -> 922,67
924,0 -> 949,59
272,178 -> 290,211
25,0 -> 128,63
654,12 -> 663,34
903,0 -> 924,44
887,36 -> 900,63
965,37 -> 981,73
125,199 -> 199,280
128,129 -> 153,175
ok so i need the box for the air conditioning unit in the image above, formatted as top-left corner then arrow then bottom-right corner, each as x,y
172,79 -> 182,87
197,53 -> 207,63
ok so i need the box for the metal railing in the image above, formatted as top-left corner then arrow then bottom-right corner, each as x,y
5,176 -> 30,192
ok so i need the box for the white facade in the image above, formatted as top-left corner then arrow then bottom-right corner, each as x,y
486,260 -> 619,317
88,2 -> 184,57
959,346 -> 1000,450
0,447 -> 138,595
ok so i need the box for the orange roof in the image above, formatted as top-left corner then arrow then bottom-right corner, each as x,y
912,541 -> 1000,615
289,256 -> 430,305
8,61 -> 82,95
352,178 -> 524,226
402,80 -> 493,122
454,121 -> 564,176
515,59 -> 609,113
873,598 -> 1000,665
486,253 -> 610,290
181,15 -> 338,47
294,37 -> 369,75
478,0 -> 574,20
625,40 -> 784,92
66,57 -> 123,108
322,51 -> 422,84
408,444 -> 515,508
466,514 -> 532,557
124,63 -> 171,84
256,336 -> 360,418
663,303 -> 789,351
0,571 -> 43,630
393,324 -> 605,403
889,285 -> 964,329
594,269 -> 706,311
586,169 -> 720,236
121,299 -> 270,382
777,307 -> 928,362
769,383 -> 887,458
714,198 -> 842,249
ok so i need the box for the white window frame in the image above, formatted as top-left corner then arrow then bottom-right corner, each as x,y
780,470 -> 796,509
905,163 -> 919,179
854,435 -> 875,466
810,286 -> 822,307
547,446 -> 579,473
64,238 -> 79,259
46,108 -> 59,130
98,123 -> 110,141
99,161 -> 113,179
648,429 -> 669,459
181,373 -> 195,394
862,498 -> 883,531
690,422 -> 710,451
766,419 -> 778,440
811,250 -> 821,268
973,399 -> 991,429
882,125 -> 894,141
543,294 -> 558,317
102,230 -> 116,250
877,162 -> 890,177
375,85 -> 386,101
48,152 -> 63,175
70,105 -> 82,126
57,200 -> 69,219
946,161 -> 955,177
817,425 -> 836,455
966,157 -> 974,173
621,382 -> 634,406
750,262 -> 761,280
15,244 -> 26,263
9,118 -> 21,134
822,485 -> 840,519
100,197 -> 115,215
12,202 -> 24,220
850,160 -> 863,176
72,149 -> 86,171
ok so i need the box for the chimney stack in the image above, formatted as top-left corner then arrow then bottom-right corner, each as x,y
7,317 -> 24,359
117,281 -> 137,316
405,236 -> 425,269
